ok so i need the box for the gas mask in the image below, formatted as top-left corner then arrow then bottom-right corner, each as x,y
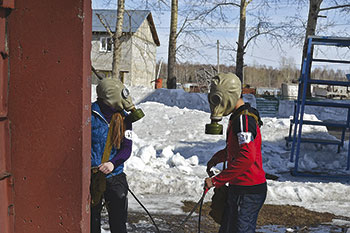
96,78 -> 145,122
205,73 -> 242,135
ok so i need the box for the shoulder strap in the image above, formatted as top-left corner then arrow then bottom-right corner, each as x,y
231,109 -> 260,125
101,113 -> 119,163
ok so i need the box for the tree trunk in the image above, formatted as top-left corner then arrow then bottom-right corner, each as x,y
167,0 -> 178,89
112,0 -> 125,79
235,0 -> 250,83
302,0 -> 322,97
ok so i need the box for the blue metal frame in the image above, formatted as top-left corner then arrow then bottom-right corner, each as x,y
287,36 -> 350,178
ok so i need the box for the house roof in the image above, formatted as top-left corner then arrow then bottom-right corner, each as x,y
92,9 -> 160,46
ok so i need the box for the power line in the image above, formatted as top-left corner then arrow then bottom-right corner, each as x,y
154,24 -> 349,30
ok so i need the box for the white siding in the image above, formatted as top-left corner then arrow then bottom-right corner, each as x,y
91,33 -> 113,71
130,20 -> 157,88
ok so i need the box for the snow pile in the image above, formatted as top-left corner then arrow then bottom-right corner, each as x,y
138,88 -> 210,112
260,114 -> 348,174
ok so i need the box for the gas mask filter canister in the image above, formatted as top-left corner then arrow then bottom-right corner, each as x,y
205,73 -> 242,135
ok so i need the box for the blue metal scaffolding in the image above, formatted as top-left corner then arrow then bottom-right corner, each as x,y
286,36 -> 350,178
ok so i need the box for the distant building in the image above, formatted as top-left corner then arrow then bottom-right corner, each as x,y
281,83 -> 298,99
256,87 -> 281,97
281,83 -> 350,100
183,83 -> 205,93
91,9 -> 160,88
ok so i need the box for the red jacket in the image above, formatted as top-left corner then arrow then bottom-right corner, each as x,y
212,104 -> 266,189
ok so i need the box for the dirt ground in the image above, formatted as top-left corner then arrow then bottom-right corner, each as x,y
126,201 -> 350,232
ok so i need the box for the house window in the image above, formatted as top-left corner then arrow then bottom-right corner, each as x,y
100,37 -> 113,52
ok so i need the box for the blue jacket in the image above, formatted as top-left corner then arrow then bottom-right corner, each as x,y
91,101 -> 132,178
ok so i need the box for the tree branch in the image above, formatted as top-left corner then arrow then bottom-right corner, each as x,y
96,13 -> 114,37
195,2 -> 240,21
244,22 -> 281,50
92,66 -> 104,80
176,16 -> 189,39
319,4 -> 350,12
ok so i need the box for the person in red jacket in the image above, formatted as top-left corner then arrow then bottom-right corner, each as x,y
205,73 -> 267,233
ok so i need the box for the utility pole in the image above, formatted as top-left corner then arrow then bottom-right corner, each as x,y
217,40 -> 220,74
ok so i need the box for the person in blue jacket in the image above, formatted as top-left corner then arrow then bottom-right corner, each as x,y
91,78 -> 144,233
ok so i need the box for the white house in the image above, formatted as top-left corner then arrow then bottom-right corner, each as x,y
91,9 -> 160,88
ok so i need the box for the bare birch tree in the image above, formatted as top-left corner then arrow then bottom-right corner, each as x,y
193,0 -> 282,82
94,0 -> 125,80
295,0 -> 350,96
302,0 -> 350,63
235,0 -> 253,81
112,0 -> 125,78
111,0 -> 125,79
131,0 -> 282,86
167,0 -> 178,89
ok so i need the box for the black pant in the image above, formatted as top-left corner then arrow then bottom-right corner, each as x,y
91,173 -> 128,233
219,190 -> 266,233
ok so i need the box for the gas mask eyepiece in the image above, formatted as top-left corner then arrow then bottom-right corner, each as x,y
122,88 -> 130,99
121,87 -> 145,122
210,94 -> 222,106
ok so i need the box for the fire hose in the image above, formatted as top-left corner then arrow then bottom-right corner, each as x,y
121,180 -> 209,233
175,187 -> 209,232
